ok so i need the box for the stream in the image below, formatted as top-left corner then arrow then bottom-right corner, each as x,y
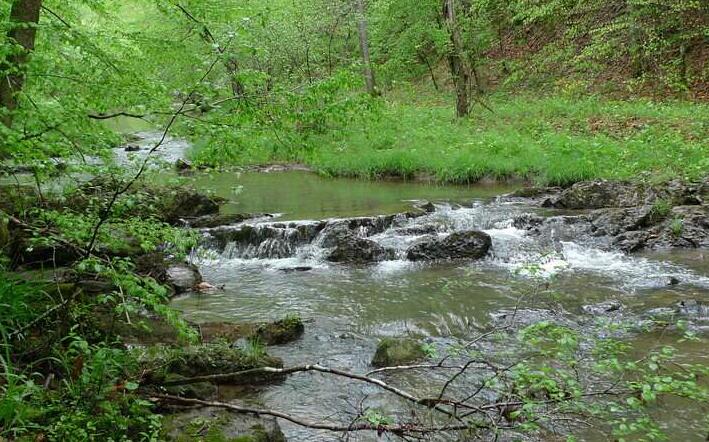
124,133 -> 709,440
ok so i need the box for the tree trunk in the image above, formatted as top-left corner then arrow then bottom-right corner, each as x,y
442,0 -> 469,118
355,0 -> 376,96
0,0 -> 42,128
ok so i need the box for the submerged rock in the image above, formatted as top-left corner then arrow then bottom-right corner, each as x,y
124,144 -> 141,152
162,407 -> 286,442
371,337 -> 426,367
581,300 -> 623,315
406,230 -> 491,261
278,266 -> 313,273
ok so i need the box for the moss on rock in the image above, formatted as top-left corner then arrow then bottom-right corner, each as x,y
254,315 -> 304,346
371,337 -> 426,367
162,408 -> 285,442
139,342 -> 284,386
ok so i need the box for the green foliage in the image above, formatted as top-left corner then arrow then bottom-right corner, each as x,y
293,92 -> 708,185
670,216 -> 684,237
361,408 -> 394,427
650,199 -> 672,220
503,320 -> 709,440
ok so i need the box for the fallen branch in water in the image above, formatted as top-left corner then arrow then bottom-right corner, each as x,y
152,394 -> 476,435
154,363 -> 458,418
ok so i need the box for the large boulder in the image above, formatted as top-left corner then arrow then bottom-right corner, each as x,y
406,230 -> 491,261
321,226 -> 390,263
165,263 -> 203,294
545,180 -> 653,209
371,337 -> 426,367
164,191 -> 221,224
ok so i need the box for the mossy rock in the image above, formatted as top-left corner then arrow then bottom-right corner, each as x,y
140,343 -> 284,385
254,316 -> 304,346
371,337 -> 426,367
162,373 -> 217,400
162,408 -> 285,442
168,344 -> 283,379
200,315 -> 304,346
199,322 -> 254,343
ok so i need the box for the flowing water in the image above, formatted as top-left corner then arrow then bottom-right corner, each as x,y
119,133 -> 709,440
169,177 -> 709,441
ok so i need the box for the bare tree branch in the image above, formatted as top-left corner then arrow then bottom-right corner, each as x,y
152,395 -> 474,436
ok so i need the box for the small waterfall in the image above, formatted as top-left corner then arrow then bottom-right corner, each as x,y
193,200 -> 709,291
206,220 -> 326,260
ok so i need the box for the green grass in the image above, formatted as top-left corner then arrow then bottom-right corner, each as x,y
192,90 -> 709,186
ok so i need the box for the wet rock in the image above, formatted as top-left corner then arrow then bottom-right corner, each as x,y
162,373 -> 217,400
165,191 -> 221,224
124,144 -> 141,152
415,201 -> 436,213
322,226 -> 390,263
279,266 -> 313,273
162,407 -> 285,442
489,308 -> 577,329
546,180 -> 653,209
608,205 -> 709,251
166,263 -> 203,294
390,224 -> 440,236
512,214 -> 545,229
194,282 -> 220,294
589,206 -> 655,236
581,300 -> 623,315
508,186 -> 561,199
254,315 -> 305,345
371,337 -> 426,367
677,299 -> 701,316
207,221 -> 326,258
406,230 -> 491,261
